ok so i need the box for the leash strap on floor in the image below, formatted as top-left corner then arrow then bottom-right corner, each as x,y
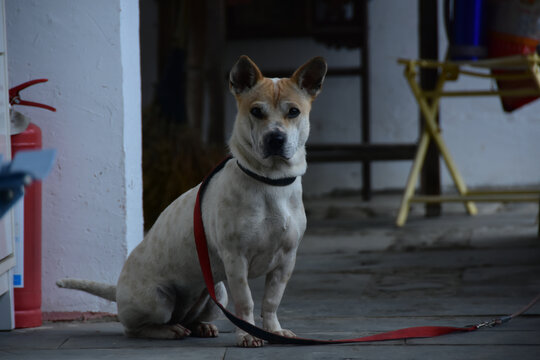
193,156 -> 540,345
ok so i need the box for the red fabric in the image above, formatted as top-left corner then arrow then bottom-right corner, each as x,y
193,185 -> 217,300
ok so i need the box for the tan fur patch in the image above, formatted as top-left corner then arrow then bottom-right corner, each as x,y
235,77 -> 312,126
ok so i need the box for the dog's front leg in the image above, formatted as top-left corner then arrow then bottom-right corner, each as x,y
261,254 -> 297,338
223,254 -> 263,347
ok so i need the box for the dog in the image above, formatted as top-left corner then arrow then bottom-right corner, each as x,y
57,55 -> 327,347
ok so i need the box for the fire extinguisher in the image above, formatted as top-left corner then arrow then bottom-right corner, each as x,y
9,79 -> 56,328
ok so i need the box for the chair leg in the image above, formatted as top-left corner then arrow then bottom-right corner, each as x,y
396,132 -> 431,226
427,122 -> 478,216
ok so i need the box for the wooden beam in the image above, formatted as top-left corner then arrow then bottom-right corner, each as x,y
411,194 -> 540,203
360,0 -> 371,201
307,144 -> 417,162
419,0 -> 441,217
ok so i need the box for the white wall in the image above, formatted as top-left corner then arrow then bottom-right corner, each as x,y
6,0 -> 142,313
224,0 -> 540,195
120,0 -> 143,255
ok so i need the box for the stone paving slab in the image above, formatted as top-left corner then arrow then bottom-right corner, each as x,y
4,345 -> 538,360
276,297 -> 539,318
224,345 -> 540,360
406,327 -> 540,345
0,348 -> 227,360
296,245 -> 540,271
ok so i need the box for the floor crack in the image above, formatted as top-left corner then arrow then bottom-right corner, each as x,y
57,337 -> 70,349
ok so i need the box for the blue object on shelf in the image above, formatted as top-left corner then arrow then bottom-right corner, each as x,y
0,149 -> 56,218
445,0 -> 487,60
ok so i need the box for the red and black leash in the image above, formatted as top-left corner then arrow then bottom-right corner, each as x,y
193,156 -> 540,345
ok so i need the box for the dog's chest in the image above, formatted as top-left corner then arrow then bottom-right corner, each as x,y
218,185 -> 306,276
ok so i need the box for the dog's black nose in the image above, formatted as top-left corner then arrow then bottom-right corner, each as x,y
263,131 -> 287,158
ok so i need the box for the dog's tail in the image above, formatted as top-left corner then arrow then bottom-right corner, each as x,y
56,279 -> 116,302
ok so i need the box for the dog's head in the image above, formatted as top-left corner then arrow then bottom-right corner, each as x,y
228,55 -> 327,177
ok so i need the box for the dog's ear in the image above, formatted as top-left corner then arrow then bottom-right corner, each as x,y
291,57 -> 327,98
229,55 -> 263,94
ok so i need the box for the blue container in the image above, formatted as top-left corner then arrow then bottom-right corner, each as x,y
446,0 -> 487,60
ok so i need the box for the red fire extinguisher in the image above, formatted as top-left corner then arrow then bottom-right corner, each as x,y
9,79 -> 56,328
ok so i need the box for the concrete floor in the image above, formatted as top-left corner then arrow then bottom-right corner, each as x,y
1,194 -> 539,359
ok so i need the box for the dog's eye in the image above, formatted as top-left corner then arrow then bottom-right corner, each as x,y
287,107 -> 300,119
250,107 -> 264,119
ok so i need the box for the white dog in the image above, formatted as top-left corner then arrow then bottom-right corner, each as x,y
58,55 -> 327,347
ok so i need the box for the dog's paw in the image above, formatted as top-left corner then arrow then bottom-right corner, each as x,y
237,334 -> 264,347
169,324 -> 192,339
272,329 -> 296,338
190,323 -> 219,338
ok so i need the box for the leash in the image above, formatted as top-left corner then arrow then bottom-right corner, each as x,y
193,156 -> 540,345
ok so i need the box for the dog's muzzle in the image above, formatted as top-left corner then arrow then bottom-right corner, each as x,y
263,131 -> 288,159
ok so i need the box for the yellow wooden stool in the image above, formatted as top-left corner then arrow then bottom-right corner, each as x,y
396,54 -> 540,227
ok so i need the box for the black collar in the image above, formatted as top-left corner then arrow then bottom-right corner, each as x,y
236,161 -> 297,186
